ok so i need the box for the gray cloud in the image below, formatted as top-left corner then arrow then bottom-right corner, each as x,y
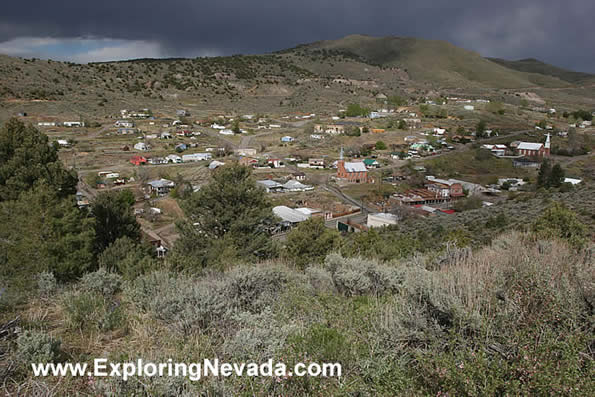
0,0 -> 593,72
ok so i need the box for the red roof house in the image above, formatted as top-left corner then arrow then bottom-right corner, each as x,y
130,155 -> 147,166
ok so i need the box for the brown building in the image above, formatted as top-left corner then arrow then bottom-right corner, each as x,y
516,133 -> 551,157
337,159 -> 368,183
425,178 -> 465,198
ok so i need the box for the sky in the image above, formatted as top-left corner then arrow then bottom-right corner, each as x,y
0,0 -> 593,72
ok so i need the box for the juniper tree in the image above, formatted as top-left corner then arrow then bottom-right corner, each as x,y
537,158 -> 552,188
172,163 -> 277,270
0,118 -> 77,201
91,190 -> 141,254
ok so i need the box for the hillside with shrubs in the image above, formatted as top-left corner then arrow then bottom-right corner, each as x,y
0,119 -> 593,395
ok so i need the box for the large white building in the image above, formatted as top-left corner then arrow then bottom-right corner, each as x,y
367,213 -> 399,228
182,153 -> 212,162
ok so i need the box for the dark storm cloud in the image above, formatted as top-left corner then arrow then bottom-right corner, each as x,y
0,0 -> 593,71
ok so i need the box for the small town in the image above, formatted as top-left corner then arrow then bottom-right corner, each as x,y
27,101 -> 589,254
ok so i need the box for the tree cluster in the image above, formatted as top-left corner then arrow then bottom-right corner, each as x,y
536,159 -> 565,189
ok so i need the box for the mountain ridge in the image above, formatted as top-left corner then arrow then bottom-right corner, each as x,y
0,35 -> 593,118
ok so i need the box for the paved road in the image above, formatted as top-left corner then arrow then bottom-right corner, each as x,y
322,184 -> 374,213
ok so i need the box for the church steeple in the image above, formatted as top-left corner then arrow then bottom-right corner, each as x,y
545,133 -> 551,149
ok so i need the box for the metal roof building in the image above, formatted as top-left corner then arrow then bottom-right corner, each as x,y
273,206 -> 310,223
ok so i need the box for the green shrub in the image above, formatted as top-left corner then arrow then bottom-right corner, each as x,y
532,202 -> 587,248
324,254 -> 402,296
36,272 -> 57,297
147,282 -> 228,335
222,265 -> 290,311
16,330 -> 62,364
81,268 -> 122,296
62,291 -> 125,332
305,266 -> 335,293
125,271 -> 228,335
222,308 -> 298,360
287,324 -> 352,365
124,271 -> 181,311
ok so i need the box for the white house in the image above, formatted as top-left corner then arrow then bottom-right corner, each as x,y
148,157 -> 166,165
63,121 -> 85,127
147,179 -> 175,196
57,139 -> 70,147
281,136 -> 294,142
208,160 -> 225,169
182,153 -> 212,162
165,154 -> 182,163
481,144 -> 507,157
273,206 -> 309,224
282,180 -> 314,192
115,120 -> 135,128
564,178 -> 582,185
257,180 -> 284,193
134,142 -> 149,151
367,213 -> 399,228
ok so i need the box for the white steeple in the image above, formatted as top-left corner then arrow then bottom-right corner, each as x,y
545,133 -> 551,149
340,146 -> 344,160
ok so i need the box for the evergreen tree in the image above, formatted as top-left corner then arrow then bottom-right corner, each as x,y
232,119 -> 241,134
475,120 -> 487,138
549,164 -> 565,188
0,118 -> 77,201
91,190 -> 141,254
172,163 -> 276,269
537,158 -> 552,188
0,184 -> 95,281
375,141 -> 387,150
98,236 -> 155,280
285,218 -> 341,269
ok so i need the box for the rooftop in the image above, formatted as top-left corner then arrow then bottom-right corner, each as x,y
344,162 -> 367,173
273,206 -> 309,223
148,178 -> 175,188
517,142 -> 543,151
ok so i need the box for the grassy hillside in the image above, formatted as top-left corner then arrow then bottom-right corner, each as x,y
488,57 -> 595,84
288,35 -> 571,89
2,35 -> 595,122
3,229 -> 593,395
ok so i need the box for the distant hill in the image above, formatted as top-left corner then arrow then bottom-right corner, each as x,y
487,57 -> 595,84
282,34 -> 572,89
1,35 -> 593,119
